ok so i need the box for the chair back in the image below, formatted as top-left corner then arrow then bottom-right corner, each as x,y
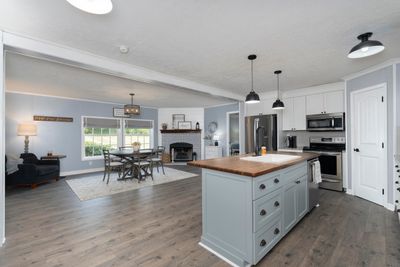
156,146 -> 165,158
102,149 -> 111,167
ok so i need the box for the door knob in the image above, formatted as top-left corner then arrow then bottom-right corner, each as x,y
353,148 -> 360,152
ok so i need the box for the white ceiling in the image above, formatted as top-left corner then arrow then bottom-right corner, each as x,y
1,0 -> 400,97
5,52 -> 234,108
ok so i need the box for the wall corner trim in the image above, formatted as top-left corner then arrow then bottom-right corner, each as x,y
342,58 -> 400,81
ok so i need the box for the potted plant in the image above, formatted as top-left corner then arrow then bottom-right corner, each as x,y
161,123 -> 168,130
132,141 -> 141,152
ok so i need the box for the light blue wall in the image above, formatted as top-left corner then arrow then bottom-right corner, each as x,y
346,66 -> 394,203
5,93 -> 158,174
204,103 -> 239,156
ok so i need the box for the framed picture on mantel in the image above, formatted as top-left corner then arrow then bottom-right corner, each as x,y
172,114 -> 185,129
178,121 -> 192,129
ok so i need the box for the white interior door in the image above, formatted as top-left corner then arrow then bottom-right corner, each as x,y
351,84 -> 387,206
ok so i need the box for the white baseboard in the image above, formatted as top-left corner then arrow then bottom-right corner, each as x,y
345,188 -> 354,195
198,242 -> 249,267
384,202 -> 395,211
60,167 -> 103,177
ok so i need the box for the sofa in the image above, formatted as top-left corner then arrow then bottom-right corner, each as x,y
6,153 -> 60,188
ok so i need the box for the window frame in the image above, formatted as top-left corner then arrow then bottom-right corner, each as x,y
81,116 -> 154,161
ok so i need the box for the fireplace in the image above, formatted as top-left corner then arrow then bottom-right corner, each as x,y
170,142 -> 193,162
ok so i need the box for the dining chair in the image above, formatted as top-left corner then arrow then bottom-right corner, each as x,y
148,146 -> 165,175
102,149 -> 125,184
132,150 -> 153,182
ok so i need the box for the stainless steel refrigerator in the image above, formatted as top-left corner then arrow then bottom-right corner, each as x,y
245,114 -> 277,154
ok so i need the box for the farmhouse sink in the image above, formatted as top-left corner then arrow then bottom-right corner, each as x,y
240,154 -> 301,164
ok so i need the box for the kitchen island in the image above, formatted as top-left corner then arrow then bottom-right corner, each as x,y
188,152 -> 318,267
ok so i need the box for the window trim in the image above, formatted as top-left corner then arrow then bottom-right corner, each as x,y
81,116 -> 154,161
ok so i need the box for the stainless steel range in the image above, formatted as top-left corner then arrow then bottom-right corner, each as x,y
303,137 -> 346,192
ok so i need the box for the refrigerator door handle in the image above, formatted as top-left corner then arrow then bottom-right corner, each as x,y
254,118 -> 259,151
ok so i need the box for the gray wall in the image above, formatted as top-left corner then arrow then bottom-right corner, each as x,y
346,66 -> 394,203
5,92 -> 158,174
204,103 -> 239,156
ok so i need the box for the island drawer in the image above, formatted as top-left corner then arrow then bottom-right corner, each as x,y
253,174 -> 282,200
253,189 -> 283,232
253,217 -> 282,263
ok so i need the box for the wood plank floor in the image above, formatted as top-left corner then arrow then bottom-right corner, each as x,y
1,165 -> 399,267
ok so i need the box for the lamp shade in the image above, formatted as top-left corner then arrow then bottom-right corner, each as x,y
17,124 -> 37,136
272,99 -> 285,110
245,91 -> 260,104
348,32 -> 384,59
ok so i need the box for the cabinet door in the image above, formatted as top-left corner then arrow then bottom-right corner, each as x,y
306,94 -> 324,115
293,96 -> 306,131
283,182 -> 297,233
246,101 -> 264,116
262,98 -> 277,115
281,98 -> 293,131
296,176 -> 308,220
324,91 -> 344,113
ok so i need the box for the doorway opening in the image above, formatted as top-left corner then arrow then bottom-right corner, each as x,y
226,111 -> 240,156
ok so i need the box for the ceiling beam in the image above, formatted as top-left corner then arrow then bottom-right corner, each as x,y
3,31 -> 244,101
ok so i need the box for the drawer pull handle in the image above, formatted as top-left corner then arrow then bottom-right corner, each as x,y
274,178 -> 280,184
260,209 -> 266,216
259,184 -> 266,190
295,180 -> 300,184
260,239 -> 266,247
274,201 -> 280,207
274,228 -> 280,235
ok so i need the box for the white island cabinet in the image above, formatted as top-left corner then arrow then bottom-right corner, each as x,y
190,154 -> 317,267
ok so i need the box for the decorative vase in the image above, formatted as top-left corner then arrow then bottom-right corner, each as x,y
162,123 -> 168,130
132,142 -> 141,152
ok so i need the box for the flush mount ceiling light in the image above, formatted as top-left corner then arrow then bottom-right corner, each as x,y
272,70 -> 285,110
66,0 -> 113,15
348,32 -> 384,59
124,93 -> 141,115
245,55 -> 260,104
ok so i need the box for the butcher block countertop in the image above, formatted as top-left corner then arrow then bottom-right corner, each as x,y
188,151 -> 318,177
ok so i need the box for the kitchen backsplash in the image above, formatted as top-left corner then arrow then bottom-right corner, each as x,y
280,130 -> 346,148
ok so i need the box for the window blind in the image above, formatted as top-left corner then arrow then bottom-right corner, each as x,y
83,117 -> 121,129
125,119 -> 153,129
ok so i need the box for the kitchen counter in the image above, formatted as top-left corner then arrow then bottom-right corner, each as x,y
188,151 -> 318,177
278,147 -> 304,153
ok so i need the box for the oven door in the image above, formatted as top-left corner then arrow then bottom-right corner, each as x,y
318,152 -> 343,191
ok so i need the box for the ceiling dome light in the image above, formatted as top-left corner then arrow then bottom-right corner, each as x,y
348,32 -> 384,59
272,70 -> 285,110
66,0 -> 113,15
245,55 -> 260,104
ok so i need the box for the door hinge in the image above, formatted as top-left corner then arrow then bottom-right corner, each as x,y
382,188 -> 384,195
382,96 -> 384,102
382,142 -> 384,148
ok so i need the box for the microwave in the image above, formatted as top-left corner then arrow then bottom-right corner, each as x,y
306,113 -> 345,131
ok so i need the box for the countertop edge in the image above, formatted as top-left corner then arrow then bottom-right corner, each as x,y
188,152 -> 319,177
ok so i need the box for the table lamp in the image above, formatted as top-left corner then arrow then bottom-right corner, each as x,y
213,135 -> 220,146
17,123 -> 37,153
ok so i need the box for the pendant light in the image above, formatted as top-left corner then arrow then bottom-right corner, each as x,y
245,55 -> 260,104
66,0 -> 113,15
272,70 -> 285,110
124,93 -> 141,115
348,32 -> 384,59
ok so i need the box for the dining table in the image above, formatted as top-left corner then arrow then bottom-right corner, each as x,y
109,148 -> 154,180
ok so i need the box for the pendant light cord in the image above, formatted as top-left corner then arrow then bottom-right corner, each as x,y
276,73 -> 280,99
251,60 -> 254,92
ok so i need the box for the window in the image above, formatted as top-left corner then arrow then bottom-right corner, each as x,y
82,117 -> 153,159
124,119 -> 153,149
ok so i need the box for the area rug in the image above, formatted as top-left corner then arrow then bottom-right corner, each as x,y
66,167 -> 198,201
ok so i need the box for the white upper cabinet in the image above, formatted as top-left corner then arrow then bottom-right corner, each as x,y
245,98 -> 277,117
306,90 -> 344,115
306,94 -> 325,115
282,96 -> 306,131
324,91 -> 344,113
